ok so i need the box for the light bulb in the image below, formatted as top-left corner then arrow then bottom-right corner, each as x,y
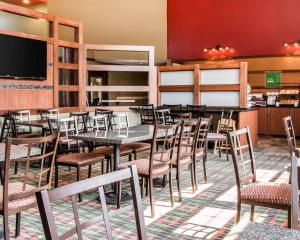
203,48 -> 208,52
23,0 -> 30,4
284,43 -> 289,47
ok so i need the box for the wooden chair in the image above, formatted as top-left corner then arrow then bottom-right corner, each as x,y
173,119 -> 200,201
291,155 -> 300,229
49,117 -> 105,202
39,109 -> 60,120
95,109 -> 114,129
2,134 -> 59,239
207,109 -> 234,161
139,104 -> 154,125
195,117 -> 212,183
119,122 -> 181,217
228,127 -> 291,226
36,165 -> 146,240
283,116 -> 300,157
187,105 -> 206,118
113,113 -> 151,160
154,109 -> 172,125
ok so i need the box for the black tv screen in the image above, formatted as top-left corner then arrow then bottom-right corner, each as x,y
0,34 -> 47,80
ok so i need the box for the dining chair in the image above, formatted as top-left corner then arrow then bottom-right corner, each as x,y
9,110 -> 36,136
283,116 -> 299,157
95,109 -> 114,130
195,116 -> 212,184
113,113 -> 151,160
154,109 -> 172,125
139,104 -> 154,125
69,112 -> 89,134
172,119 -> 201,201
39,109 -> 60,120
119,121 -> 181,217
187,105 -> 206,118
36,165 -> 146,240
49,117 -> 105,202
291,155 -> 300,229
207,109 -> 234,161
1,134 -> 59,239
228,127 -> 291,226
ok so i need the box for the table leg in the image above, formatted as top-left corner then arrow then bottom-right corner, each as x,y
104,144 -> 131,205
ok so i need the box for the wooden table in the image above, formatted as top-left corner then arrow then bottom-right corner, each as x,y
0,143 -> 40,162
224,221 -> 300,240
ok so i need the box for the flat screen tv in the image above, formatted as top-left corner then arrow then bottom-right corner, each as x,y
0,33 -> 47,80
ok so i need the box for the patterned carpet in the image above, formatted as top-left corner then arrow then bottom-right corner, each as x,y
3,136 -> 292,239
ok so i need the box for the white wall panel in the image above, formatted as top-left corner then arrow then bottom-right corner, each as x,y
161,71 -> 194,86
200,69 -> 240,85
161,92 -> 193,105
201,91 -> 240,106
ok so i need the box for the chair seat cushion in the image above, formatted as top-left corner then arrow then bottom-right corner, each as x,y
119,159 -> 170,176
241,182 -> 291,206
122,142 -> 151,153
0,182 -> 36,212
92,145 -> 132,157
207,133 -> 226,141
57,152 -> 105,167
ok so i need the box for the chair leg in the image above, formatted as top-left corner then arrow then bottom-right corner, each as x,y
14,162 -> 18,174
134,151 -> 137,160
149,178 -> 155,218
145,178 -> 149,197
236,202 -> 241,223
117,180 -> 122,209
218,141 -> 222,158
250,205 -> 255,221
15,212 -> 21,237
55,163 -> 58,188
169,171 -> 174,207
141,177 -> 145,199
128,154 -> 132,162
3,214 -> 9,240
202,156 -> 207,183
288,206 -> 291,228
162,175 -> 167,188
193,160 -> 198,191
88,165 -> 92,178
176,169 -> 182,202
101,161 -> 104,174
226,139 -> 229,161
77,166 -> 82,202
190,163 -> 195,193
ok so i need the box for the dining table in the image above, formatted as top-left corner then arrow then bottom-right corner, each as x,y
0,143 -> 41,162
69,124 -> 167,204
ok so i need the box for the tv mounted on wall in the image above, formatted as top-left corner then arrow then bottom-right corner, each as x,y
0,33 -> 47,80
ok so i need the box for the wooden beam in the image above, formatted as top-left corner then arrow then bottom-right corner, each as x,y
86,86 -> 149,92
194,65 -> 200,105
58,86 -> 80,91
199,84 -> 240,91
58,40 -> 80,48
0,28 -> 53,43
159,65 -> 195,72
58,63 -> 79,70
239,62 -> 248,108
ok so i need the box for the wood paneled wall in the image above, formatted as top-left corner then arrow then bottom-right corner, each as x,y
184,56 -> 300,93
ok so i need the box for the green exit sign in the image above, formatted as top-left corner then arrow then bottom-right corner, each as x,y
265,71 -> 281,88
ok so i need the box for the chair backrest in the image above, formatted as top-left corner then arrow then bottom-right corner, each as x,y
162,104 -> 182,112
40,109 -> 60,120
154,109 -> 171,125
187,105 -> 206,118
4,134 -> 59,210
69,112 -> 89,133
0,114 -> 18,142
291,155 -> 300,229
228,127 -> 256,196
283,116 -> 297,156
139,104 -> 154,125
95,109 -> 114,130
13,110 -> 31,122
176,120 -> 201,163
48,117 -> 79,150
36,165 -> 146,240
149,122 -> 181,175
196,116 -> 212,150
113,112 -> 129,129
218,109 -> 234,133
86,115 -> 108,132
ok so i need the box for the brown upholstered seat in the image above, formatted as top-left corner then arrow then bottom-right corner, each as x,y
0,182 -> 36,213
57,152 -> 105,167
119,158 -> 169,176
241,182 -> 291,206
92,145 -> 132,157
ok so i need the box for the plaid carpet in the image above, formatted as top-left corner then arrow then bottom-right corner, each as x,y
3,136 -> 291,239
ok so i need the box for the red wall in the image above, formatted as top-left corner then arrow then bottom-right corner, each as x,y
167,0 -> 300,60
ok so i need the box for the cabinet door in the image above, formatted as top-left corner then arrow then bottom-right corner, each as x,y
258,107 -> 268,134
290,108 -> 300,136
268,108 -> 290,135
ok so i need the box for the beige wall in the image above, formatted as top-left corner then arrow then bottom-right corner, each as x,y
48,0 -> 167,62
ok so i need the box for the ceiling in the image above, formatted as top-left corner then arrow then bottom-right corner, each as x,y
2,0 -> 47,6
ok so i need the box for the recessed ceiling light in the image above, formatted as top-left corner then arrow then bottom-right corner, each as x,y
23,0 -> 30,4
